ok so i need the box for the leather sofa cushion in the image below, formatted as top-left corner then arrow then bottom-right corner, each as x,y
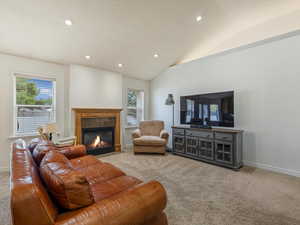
70,155 -> 102,170
90,175 -> 142,202
78,162 -> 125,185
27,138 -> 42,152
40,151 -> 72,168
32,142 -> 57,165
33,142 -> 87,166
57,145 -> 87,159
133,136 -> 167,146
40,162 -> 94,209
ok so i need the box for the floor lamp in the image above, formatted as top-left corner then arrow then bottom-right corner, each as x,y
165,94 -> 175,126
165,94 -> 175,152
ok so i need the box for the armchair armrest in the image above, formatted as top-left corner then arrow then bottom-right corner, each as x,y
55,181 -> 167,225
132,129 -> 142,139
58,145 -> 87,159
160,130 -> 169,140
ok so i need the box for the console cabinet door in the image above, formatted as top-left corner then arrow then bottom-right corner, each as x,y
185,136 -> 198,157
198,138 -> 214,160
173,135 -> 185,153
215,141 -> 233,165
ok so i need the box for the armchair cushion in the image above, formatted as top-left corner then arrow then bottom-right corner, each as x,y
40,162 -> 94,210
140,120 -> 164,136
160,130 -> 169,140
133,136 -> 167,146
132,129 -> 141,139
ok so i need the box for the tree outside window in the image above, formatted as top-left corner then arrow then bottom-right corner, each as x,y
15,75 -> 56,135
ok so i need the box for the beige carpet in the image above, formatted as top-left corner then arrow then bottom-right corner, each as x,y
1,152 -> 300,225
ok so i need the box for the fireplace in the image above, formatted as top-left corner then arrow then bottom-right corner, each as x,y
82,127 -> 115,155
73,108 -> 122,155
81,117 -> 115,155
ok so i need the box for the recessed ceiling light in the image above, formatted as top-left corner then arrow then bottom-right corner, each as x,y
118,63 -> 123,68
196,16 -> 202,22
154,54 -> 159,58
65,19 -> 73,26
85,55 -> 91,60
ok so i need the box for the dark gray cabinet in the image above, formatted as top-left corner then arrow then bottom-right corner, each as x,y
173,135 -> 185,154
215,141 -> 233,164
186,136 -> 198,157
199,138 -> 214,160
172,126 -> 243,170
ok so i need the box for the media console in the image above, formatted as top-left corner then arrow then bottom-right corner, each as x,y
172,125 -> 243,170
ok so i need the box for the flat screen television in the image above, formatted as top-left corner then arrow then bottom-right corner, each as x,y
180,91 -> 234,127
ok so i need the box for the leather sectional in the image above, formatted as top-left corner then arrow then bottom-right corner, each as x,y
10,139 -> 168,225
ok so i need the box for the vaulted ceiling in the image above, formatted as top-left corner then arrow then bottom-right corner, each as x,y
1,0 -> 300,80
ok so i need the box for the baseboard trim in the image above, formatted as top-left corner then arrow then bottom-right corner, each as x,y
244,161 -> 300,178
125,144 -> 133,149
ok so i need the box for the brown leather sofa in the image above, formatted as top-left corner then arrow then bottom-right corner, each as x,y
28,138 -> 87,165
132,120 -> 169,154
11,139 -> 168,225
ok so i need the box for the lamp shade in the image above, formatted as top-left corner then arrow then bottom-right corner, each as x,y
43,123 -> 58,133
165,94 -> 175,105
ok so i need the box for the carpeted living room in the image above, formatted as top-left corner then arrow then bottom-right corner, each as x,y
1,1 -> 300,225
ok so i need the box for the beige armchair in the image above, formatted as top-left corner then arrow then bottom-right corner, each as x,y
132,120 -> 169,154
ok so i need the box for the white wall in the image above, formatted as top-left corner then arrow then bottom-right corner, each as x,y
150,31 -> 300,177
69,65 -> 123,108
122,76 -> 150,149
68,65 -> 123,137
0,53 -> 68,170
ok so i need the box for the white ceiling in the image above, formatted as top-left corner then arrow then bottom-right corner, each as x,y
1,0 -> 300,80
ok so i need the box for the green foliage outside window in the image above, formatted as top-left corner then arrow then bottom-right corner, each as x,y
127,89 -> 137,107
16,77 -> 53,105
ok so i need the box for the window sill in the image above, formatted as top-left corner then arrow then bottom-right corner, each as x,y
125,126 -> 138,129
8,133 -> 39,140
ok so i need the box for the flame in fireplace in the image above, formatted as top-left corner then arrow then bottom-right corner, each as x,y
93,136 -> 101,147
92,136 -> 106,148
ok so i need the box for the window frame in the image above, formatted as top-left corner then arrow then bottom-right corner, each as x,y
126,88 -> 145,127
13,73 -> 57,136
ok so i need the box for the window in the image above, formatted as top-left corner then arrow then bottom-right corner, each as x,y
14,75 -> 56,136
126,89 -> 144,126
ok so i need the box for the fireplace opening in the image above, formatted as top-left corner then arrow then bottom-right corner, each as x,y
82,127 -> 114,155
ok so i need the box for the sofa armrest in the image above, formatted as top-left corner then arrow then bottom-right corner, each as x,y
55,181 -> 167,225
160,130 -> 169,140
58,145 -> 87,159
132,129 -> 142,139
